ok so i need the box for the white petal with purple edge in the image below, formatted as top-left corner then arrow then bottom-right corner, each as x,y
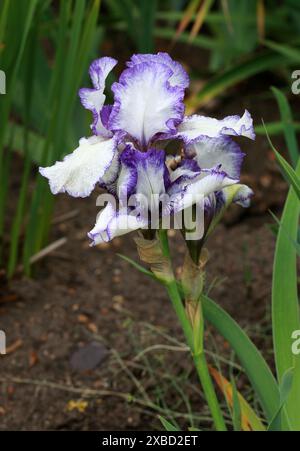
174,110 -> 255,144
232,184 -> 254,207
186,136 -> 245,179
88,203 -> 146,245
79,57 -> 117,137
167,169 -> 238,214
109,62 -> 184,147
127,52 -> 189,89
39,136 -> 118,198
134,149 -> 167,201
89,57 -> 118,90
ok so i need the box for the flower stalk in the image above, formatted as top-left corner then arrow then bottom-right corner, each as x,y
157,230 -> 227,431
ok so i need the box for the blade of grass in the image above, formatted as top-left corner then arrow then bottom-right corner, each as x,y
231,376 -> 242,431
139,0 -> 157,52
7,10 -> 39,277
202,295 -> 282,425
263,39 -> 300,61
0,0 -> 38,262
256,0 -> 265,41
22,0 -> 71,275
268,367 -> 294,431
186,51 -> 297,112
190,0 -> 215,41
159,416 -> 180,431
255,121 -> 300,136
264,123 -> 300,199
174,0 -> 201,41
271,87 -> 299,167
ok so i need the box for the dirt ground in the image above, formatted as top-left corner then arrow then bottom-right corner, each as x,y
0,41 -> 293,430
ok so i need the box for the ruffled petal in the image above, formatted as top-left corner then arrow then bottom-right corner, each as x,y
108,62 -> 185,147
39,136 -> 118,198
174,110 -> 255,144
186,136 -> 245,179
127,52 -> 189,89
79,57 -> 117,137
88,202 -> 146,245
89,57 -> 117,90
166,168 -> 238,214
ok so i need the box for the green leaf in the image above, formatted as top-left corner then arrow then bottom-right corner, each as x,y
268,367 -> 294,431
138,0 -> 157,52
231,376 -> 242,431
186,51 -> 296,111
269,210 -> 300,256
159,415 -> 180,431
264,123 -> 300,200
117,254 -> 156,279
202,295 -> 282,425
272,158 -> 300,430
271,87 -> 299,167
255,121 -> 300,136
263,40 -> 300,62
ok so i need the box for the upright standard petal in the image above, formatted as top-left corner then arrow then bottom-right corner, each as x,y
108,62 -> 185,147
185,136 -> 245,179
39,136 -> 118,198
127,52 -> 189,89
79,57 -> 117,137
174,110 -> 255,144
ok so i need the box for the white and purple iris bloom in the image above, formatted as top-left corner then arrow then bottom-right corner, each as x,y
39,53 -> 255,245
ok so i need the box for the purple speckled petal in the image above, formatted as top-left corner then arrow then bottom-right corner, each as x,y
88,202 -> 146,245
172,110 -> 255,144
116,146 -> 138,199
100,105 -> 113,129
108,62 -> 185,147
39,136 -> 118,198
185,136 -> 245,179
79,57 -> 117,138
127,52 -> 189,89
124,148 -> 168,200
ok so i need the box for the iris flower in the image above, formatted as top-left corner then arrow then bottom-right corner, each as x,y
40,53 -> 254,244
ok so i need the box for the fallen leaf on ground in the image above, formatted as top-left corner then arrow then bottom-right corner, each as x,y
66,400 -> 88,413
28,350 -> 39,368
6,339 -> 22,354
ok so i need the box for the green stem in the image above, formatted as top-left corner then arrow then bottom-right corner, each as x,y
165,280 -> 194,350
158,230 -> 227,431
